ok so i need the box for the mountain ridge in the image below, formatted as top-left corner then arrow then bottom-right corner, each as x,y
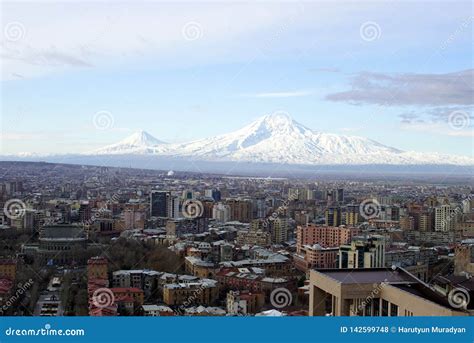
85,113 -> 473,166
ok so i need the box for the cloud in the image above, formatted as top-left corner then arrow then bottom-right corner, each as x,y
398,106 -> 473,125
242,89 -> 314,98
1,44 -> 93,68
398,106 -> 473,137
326,69 -> 473,106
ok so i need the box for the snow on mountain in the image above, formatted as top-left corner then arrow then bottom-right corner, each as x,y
89,114 -> 474,165
90,130 -> 167,155
168,112 -> 403,163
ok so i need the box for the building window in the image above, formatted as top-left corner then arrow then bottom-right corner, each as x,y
390,303 -> 398,317
381,299 -> 389,316
373,298 -> 380,316
364,300 -> 372,316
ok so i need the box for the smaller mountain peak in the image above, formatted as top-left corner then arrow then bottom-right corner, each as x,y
121,130 -> 165,146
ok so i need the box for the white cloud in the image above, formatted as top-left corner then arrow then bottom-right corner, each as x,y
2,1 -> 468,80
0,2 -> 311,80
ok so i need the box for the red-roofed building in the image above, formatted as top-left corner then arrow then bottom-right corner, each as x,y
87,257 -> 108,280
89,305 -> 118,317
111,287 -> 144,306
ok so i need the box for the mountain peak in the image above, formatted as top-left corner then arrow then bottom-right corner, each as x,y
89,115 -> 474,166
249,111 -> 310,137
121,130 -> 165,146
90,130 -> 166,155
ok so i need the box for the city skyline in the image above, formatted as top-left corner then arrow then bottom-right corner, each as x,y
1,1 -> 473,156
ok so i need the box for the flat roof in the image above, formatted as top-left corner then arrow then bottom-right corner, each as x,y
313,268 -> 415,284
391,283 -> 470,311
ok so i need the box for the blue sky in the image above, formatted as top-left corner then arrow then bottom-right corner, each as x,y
1,0 -> 473,156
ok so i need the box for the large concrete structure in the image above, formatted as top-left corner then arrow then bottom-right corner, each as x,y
309,268 -> 469,316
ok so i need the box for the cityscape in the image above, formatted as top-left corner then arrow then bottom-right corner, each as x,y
0,161 -> 472,317
1,1 -> 473,337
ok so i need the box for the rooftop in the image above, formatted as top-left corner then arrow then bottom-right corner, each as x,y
313,268 -> 416,284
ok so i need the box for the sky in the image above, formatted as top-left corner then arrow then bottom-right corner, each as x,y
1,0 -> 473,156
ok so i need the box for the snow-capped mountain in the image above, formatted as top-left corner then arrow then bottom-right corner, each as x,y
91,130 -> 167,155
166,112 -> 406,164
89,113 -> 472,166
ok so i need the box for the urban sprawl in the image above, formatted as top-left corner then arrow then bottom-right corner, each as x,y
0,162 -> 473,317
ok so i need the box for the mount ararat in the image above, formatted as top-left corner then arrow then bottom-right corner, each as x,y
88,113 -> 473,166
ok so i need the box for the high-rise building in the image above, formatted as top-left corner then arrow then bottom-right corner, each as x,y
296,224 -> 359,251
205,189 -> 221,202
336,188 -> 344,203
338,235 -> 386,269
79,201 -> 91,222
253,197 -> 267,219
226,199 -> 253,223
288,188 -> 305,201
345,205 -> 359,226
325,206 -> 341,227
212,203 -> 231,223
269,217 -> 289,244
434,205 -> 456,231
182,190 -> 194,200
419,212 -> 434,232
389,206 -> 400,221
150,191 -> 171,217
